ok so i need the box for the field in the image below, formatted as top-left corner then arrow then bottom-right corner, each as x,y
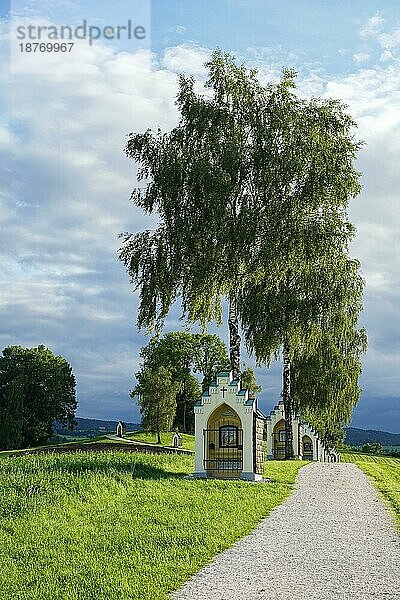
341,452 -> 400,528
125,430 -> 195,451
0,450 -> 304,600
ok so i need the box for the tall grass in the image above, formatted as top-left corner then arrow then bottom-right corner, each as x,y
0,451 -> 304,600
125,431 -> 195,451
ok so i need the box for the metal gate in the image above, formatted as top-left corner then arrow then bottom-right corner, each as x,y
302,439 -> 313,461
273,432 -> 286,460
203,427 -> 243,472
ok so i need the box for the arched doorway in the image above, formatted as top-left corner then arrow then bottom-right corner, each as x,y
204,403 -> 243,478
116,421 -> 125,438
273,419 -> 286,460
302,435 -> 313,460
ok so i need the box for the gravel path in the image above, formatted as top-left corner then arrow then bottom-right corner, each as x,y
173,463 -> 400,599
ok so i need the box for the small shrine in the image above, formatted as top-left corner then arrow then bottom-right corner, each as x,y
193,371 -> 265,480
172,431 -> 183,448
116,421 -> 127,438
265,400 -> 339,462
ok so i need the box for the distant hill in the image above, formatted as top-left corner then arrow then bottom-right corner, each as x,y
345,427 -> 400,446
54,421 -> 400,446
54,417 -> 141,437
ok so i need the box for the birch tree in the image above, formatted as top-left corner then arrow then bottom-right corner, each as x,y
120,50 -> 274,380
292,311 -> 367,448
240,251 -> 365,458
235,67 -> 363,457
119,50 -> 364,433
133,366 -> 180,444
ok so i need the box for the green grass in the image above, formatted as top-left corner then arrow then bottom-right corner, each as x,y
0,451 -> 304,600
0,432 -> 195,457
341,451 -> 400,528
341,451 -> 400,464
125,430 -> 195,451
0,436 -> 121,457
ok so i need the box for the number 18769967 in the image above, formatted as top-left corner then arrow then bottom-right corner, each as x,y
19,43 -> 74,52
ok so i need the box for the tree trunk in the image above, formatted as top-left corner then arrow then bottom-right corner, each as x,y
228,292 -> 241,381
182,394 -> 187,433
156,401 -> 161,444
283,338 -> 294,459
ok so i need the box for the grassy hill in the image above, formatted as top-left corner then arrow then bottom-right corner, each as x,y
125,430 -> 195,451
341,452 -> 400,529
0,450 -> 305,600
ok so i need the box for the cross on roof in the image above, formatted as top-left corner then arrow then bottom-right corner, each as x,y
220,386 -> 227,398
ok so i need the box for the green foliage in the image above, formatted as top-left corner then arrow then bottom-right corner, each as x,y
133,366 -> 180,443
293,324 -> 367,447
240,251 -> 366,456
0,345 -> 76,450
0,379 -> 24,450
240,364 -> 261,397
139,332 -> 195,381
172,373 -> 199,433
191,333 -> 230,389
234,66 -> 365,455
133,332 -> 228,433
122,51 -> 342,377
303,410 -> 346,449
136,332 -> 198,433
120,49 -> 270,332
382,446 -> 400,455
362,442 -> 383,454
0,452 -> 305,599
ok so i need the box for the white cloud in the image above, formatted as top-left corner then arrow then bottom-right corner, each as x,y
324,68 -> 400,278
321,61 -> 400,420
360,13 -> 385,38
380,49 -> 393,62
353,52 -> 370,63
358,14 -> 400,64
378,28 -> 400,50
1,38 -> 199,419
174,25 -> 187,34
162,44 -> 210,76
0,125 -> 14,145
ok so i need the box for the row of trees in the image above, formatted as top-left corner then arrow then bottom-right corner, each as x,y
0,345 -> 76,450
120,50 -> 367,454
132,331 -> 260,441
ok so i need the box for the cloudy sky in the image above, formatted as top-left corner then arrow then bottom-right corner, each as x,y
1,0 -> 399,431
